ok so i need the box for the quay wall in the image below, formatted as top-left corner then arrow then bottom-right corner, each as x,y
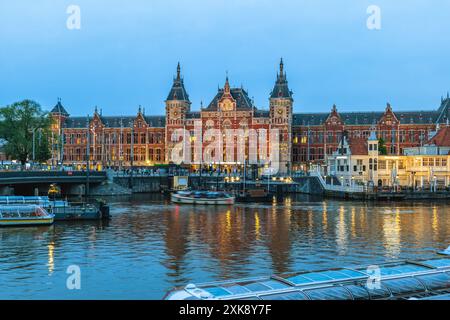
111,175 -> 326,195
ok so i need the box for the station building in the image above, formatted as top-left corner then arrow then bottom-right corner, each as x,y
49,60 -> 450,178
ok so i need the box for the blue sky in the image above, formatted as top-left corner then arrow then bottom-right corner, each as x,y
0,0 -> 449,116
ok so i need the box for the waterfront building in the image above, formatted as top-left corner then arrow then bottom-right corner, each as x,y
47,60 -> 450,174
325,126 -> 450,189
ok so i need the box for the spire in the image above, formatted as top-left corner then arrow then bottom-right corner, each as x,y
224,73 -> 230,93
94,105 -> 98,114
332,104 -> 337,113
138,105 -> 142,114
166,62 -> 190,102
50,98 -> 69,116
176,62 -> 181,81
279,58 -> 284,76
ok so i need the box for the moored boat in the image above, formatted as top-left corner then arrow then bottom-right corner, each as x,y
0,196 -> 110,221
235,189 -> 274,203
171,191 -> 235,205
164,258 -> 450,300
0,205 -> 55,227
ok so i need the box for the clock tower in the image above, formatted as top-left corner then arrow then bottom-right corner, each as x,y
270,58 -> 294,174
165,62 -> 191,163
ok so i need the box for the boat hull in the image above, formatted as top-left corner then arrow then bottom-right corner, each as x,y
236,195 -> 274,203
53,208 -> 102,221
171,194 -> 235,205
0,217 -> 54,227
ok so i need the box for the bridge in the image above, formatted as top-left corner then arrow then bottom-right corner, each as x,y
0,171 -> 107,196
0,171 -> 107,184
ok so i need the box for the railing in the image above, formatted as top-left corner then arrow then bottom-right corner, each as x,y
309,171 -> 366,193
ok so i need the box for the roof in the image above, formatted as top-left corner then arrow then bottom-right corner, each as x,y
63,115 -> 166,128
186,112 -> 200,119
293,110 -> 440,126
166,63 -> 190,102
254,110 -> 270,118
436,97 -> 450,124
349,137 -> 368,155
204,87 -> 255,111
270,59 -> 293,100
50,100 -> 69,116
426,126 -> 450,147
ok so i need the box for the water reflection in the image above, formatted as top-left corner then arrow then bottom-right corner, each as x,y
0,195 -> 449,299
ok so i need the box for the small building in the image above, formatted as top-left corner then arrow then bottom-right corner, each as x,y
326,127 -> 450,190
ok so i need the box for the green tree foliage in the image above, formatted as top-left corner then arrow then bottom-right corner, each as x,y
378,138 -> 387,155
0,100 -> 53,165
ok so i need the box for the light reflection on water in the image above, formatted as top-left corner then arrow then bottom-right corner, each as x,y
0,194 -> 449,299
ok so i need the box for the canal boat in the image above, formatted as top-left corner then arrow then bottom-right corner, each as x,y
235,189 -> 274,203
0,196 -> 110,221
164,258 -> 450,300
0,205 -> 55,227
171,191 -> 235,205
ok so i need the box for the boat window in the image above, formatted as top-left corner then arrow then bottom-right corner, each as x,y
303,286 -> 353,300
260,280 -> 289,290
241,282 -> 272,292
415,273 -> 450,291
342,285 -> 370,300
378,264 -> 428,276
287,272 -> 332,284
422,259 -> 450,269
382,277 -> 426,295
287,269 -> 365,285
259,291 -> 309,300
337,269 -> 368,278
319,269 -> 366,280
222,284 -> 251,295
203,286 -> 232,297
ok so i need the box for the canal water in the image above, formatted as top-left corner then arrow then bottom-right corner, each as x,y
0,195 -> 449,299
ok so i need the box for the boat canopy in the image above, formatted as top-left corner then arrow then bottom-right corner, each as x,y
164,258 -> 450,300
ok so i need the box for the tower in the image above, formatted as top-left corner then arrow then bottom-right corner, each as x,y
165,63 -> 191,163
50,98 -> 69,164
269,58 -> 294,174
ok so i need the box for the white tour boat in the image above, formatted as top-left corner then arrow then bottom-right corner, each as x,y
0,205 -> 55,227
171,191 -> 235,205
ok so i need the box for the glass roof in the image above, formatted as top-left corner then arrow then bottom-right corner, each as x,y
382,277 -> 426,295
362,283 -> 392,299
415,273 -> 450,291
303,286 -> 353,300
343,285 -> 370,300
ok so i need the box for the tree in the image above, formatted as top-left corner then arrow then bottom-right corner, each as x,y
378,138 -> 387,155
0,100 -> 53,165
